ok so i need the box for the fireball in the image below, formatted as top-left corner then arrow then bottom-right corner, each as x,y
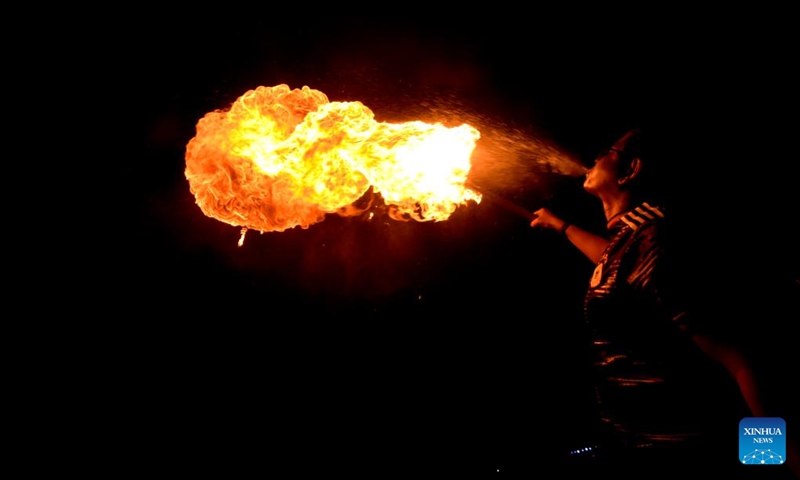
185,84 -> 481,238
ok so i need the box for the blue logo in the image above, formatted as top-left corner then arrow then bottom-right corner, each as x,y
740,417 -> 786,465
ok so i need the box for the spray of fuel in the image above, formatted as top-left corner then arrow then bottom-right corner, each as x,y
407,95 -> 588,201
412,101 -> 588,216
471,123 -> 585,199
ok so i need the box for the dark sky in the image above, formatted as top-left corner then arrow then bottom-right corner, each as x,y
133,13 -> 798,477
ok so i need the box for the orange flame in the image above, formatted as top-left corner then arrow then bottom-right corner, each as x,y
185,84 -> 481,236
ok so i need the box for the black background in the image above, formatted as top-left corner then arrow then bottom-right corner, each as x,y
129,11 -> 798,477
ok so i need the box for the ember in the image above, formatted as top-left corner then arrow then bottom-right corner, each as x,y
185,84 -> 481,242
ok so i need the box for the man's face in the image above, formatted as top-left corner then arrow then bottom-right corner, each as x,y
583,148 -> 623,196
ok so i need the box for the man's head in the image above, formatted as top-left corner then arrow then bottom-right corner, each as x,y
612,128 -> 640,164
583,129 -> 649,200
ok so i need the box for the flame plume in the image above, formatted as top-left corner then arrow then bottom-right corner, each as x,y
185,84 -> 481,237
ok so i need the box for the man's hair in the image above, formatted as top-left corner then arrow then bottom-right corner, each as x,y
618,128 -> 666,206
618,128 -> 640,160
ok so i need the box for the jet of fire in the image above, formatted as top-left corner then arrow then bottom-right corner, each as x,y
185,84 -> 481,235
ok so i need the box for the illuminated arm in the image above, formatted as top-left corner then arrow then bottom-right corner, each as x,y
530,207 -> 608,264
691,334 -> 766,416
692,334 -> 800,478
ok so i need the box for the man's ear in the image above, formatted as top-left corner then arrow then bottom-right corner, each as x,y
617,157 -> 642,186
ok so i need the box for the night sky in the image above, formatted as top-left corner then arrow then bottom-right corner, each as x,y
132,12 -> 798,477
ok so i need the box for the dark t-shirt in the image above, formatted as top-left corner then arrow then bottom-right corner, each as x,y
582,202 -> 749,455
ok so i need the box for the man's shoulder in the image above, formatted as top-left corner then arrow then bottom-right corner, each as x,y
621,203 -> 667,230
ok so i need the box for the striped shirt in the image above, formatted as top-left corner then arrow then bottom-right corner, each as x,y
583,202 -> 745,451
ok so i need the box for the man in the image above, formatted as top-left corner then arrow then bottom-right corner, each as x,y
530,129 -> 798,478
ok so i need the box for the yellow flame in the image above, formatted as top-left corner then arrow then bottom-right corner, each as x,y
185,84 -> 481,233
